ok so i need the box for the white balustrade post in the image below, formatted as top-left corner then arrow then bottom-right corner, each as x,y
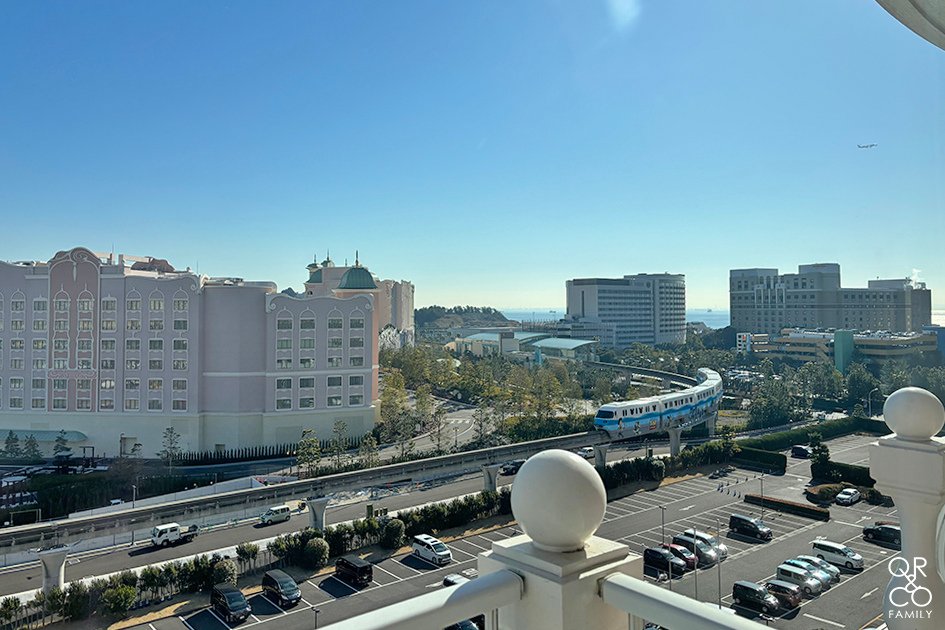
869,387 -> 945,629
477,449 -> 642,630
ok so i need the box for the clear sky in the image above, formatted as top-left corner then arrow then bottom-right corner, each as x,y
1,1 -> 943,309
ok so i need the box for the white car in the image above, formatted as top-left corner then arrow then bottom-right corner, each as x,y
577,447 -> 595,459
835,488 -> 861,505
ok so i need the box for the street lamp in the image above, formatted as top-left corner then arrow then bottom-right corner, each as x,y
760,472 -> 765,522
312,606 -> 321,628
716,516 -> 723,610
867,387 -> 880,417
690,521 -> 698,601
658,506 -> 666,545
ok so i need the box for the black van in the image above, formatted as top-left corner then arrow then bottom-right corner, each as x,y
729,514 -> 773,540
732,580 -> 779,614
211,583 -> 252,623
261,569 -> 302,607
335,555 -> 373,588
791,445 -> 813,458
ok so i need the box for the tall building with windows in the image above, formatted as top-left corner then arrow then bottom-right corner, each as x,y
563,274 -> 686,349
0,247 -> 377,457
730,263 -> 933,335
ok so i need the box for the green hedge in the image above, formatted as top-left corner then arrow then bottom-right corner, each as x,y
823,461 -> 876,487
739,416 -> 887,453
744,493 -> 830,521
732,447 -> 787,473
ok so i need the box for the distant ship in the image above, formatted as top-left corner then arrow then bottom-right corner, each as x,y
706,309 -> 713,312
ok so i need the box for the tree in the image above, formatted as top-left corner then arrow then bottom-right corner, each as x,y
139,565 -> 162,601
53,429 -> 71,458
22,434 -> 42,460
718,425 -> 739,460
380,370 -> 409,441
748,377 -> 801,429
212,559 -> 238,586
472,403 -> 493,444
236,543 -> 259,574
429,405 -> 447,453
358,433 -> 380,468
808,431 -> 831,479
393,410 -> 417,459
3,431 -> 21,459
0,597 -> 21,628
381,518 -> 405,549
330,420 -> 348,468
297,429 -> 322,477
302,537 -> 330,570
101,585 -> 136,616
880,360 -> 911,396
845,363 -> 879,411
592,377 -> 613,406
414,383 -> 433,426
157,427 -> 182,470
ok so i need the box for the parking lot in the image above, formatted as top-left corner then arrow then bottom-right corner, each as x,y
131,433 -> 893,630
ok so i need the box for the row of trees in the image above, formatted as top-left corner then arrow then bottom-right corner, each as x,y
0,431 -> 43,461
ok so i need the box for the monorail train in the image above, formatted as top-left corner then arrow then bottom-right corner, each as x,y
593,368 -> 723,438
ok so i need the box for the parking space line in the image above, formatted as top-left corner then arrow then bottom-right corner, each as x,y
179,616 -> 196,630
372,563 -> 402,581
461,538 -> 489,552
804,613 -> 846,627
448,546 -> 477,561
209,609 -> 230,628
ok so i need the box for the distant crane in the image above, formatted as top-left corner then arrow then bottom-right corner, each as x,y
857,143 -> 878,149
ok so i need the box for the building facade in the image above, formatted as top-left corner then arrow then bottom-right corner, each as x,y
564,274 -> 686,349
0,247 -> 378,457
730,263 -> 932,335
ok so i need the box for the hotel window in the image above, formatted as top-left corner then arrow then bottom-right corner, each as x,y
173,359 -> 187,370
53,398 -> 67,410
149,359 -> 163,370
149,319 -> 164,331
173,299 -> 188,311
149,339 -> 163,351
33,299 -> 47,312
172,400 -> 187,411
100,399 -> 114,410
277,319 -> 293,330
349,337 -> 363,348
299,377 -> 315,388
172,379 -> 186,391
78,320 -> 92,331
31,378 -> 45,390
10,398 -> 24,409
33,339 -> 47,351
126,299 -> 140,311
101,379 -> 115,390
11,300 -> 25,311
350,356 -> 364,367
77,339 -> 92,351
11,339 -> 24,350
11,320 -> 24,331
77,378 -> 91,390
300,318 -> 315,329
299,397 -> 315,408
299,358 -> 314,368
54,319 -> 68,331
33,319 -> 47,331
327,376 -> 343,387
148,399 -> 163,411
328,317 -> 343,329
126,339 -> 141,351
276,398 -> 292,410
149,379 -> 162,390
55,299 -> 69,311
127,319 -> 140,331
173,339 -> 188,351
328,337 -> 342,348
277,359 -> 292,369
125,378 -> 140,390
327,357 -> 342,368
78,299 -> 93,312
10,378 -> 23,389
125,399 -> 139,411
300,338 -> 315,349
126,359 -> 140,370
350,318 -> 364,329
33,358 -> 47,369
277,339 -> 292,350
327,396 -> 342,407
101,339 -> 116,351
349,375 -> 363,386
101,298 -> 117,311
53,379 -> 67,390
149,298 -> 164,311
101,319 -> 116,331
173,319 -> 188,331
100,359 -> 115,369
32,398 -> 45,409
276,378 -> 292,389
349,395 -> 363,406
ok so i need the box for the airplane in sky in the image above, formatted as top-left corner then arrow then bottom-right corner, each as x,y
857,143 -> 878,149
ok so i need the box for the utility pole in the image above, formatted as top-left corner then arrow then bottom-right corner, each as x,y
716,516 -> 723,610
659,506 -> 666,544
760,472 -> 765,522
691,521 -> 699,601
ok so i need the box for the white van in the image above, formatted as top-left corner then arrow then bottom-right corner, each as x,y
775,564 -> 822,596
260,505 -> 292,525
412,534 -> 453,566
811,539 -> 864,570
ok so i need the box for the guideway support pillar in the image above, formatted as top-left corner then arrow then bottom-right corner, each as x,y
482,464 -> 502,492
307,496 -> 330,531
593,445 -> 608,469
36,546 -> 70,594
667,428 -> 682,457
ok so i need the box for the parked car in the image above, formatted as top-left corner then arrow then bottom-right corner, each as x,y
783,558 -> 834,588
795,555 -> 841,583
731,580 -> 780,614
260,504 -> 292,525
211,584 -> 252,623
660,543 -> 696,570
681,528 -> 728,560
335,555 -> 373,588
576,447 -> 595,459
728,514 -> 772,540
811,539 -> 864,570
835,488 -> 861,506
499,460 -> 526,476
413,534 -> 453,566
791,445 -> 813,458
764,580 -> 802,610
443,573 -> 470,586
671,534 -> 718,567
863,523 -> 901,547
643,547 -> 687,576
261,569 -> 302,607
775,564 -> 822,596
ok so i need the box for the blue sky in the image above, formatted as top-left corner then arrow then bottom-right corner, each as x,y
1,1 -> 942,309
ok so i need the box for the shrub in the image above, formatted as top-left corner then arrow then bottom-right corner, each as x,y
212,559 -> 238,586
744,493 -> 830,521
102,585 -> 137,615
61,581 -> 91,621
303,537 -> 330,570
805,483 -> 844,504
732,447 -> 787,473
381,518 -> 406,549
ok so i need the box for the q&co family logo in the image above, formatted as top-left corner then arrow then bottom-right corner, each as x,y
887,557 -> 933,621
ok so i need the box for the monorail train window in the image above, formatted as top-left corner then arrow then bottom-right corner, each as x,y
597,410 -> 614,418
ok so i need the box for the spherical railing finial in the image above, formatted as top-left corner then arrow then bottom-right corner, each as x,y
510,449 -> 607,552
883,387 -> 945,442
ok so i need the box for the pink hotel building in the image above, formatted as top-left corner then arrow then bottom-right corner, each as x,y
0,247 -> 379,457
